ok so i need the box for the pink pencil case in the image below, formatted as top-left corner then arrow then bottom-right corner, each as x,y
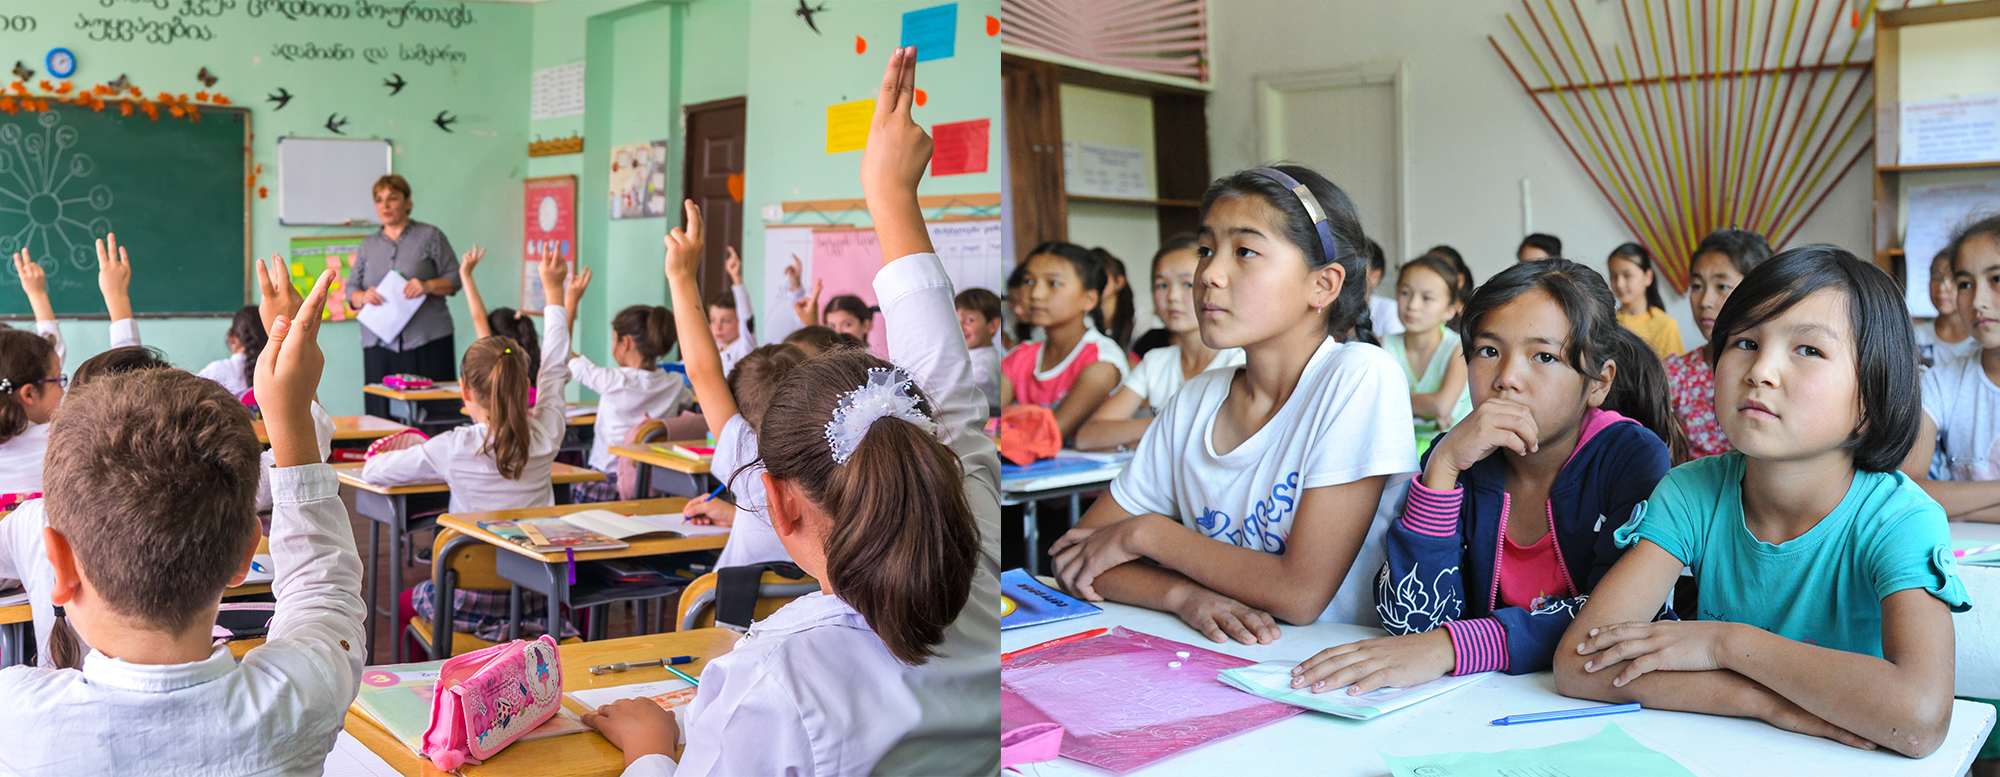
422,635 -> 564,771
384,374 -> 435,390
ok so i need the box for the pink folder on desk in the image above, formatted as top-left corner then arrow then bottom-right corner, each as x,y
1000,627 -> 1301,773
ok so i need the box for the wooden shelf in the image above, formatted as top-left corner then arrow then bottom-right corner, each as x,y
1877,160 -> 2000,173
1065,194 -> 1203,208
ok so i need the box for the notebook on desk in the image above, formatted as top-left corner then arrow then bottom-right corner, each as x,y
1001,568 -> 1101,630
558,509 -> 729,540
351,659 -> 587,756
479,517 -> 630,552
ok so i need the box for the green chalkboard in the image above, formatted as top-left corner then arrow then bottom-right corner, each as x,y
0,102 -> 248,318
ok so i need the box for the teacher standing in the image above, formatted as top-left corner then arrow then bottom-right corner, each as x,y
348,174 -> 462,419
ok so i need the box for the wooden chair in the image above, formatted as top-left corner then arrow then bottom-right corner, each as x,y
676,569 -> 820,632
409,528 -> 582,658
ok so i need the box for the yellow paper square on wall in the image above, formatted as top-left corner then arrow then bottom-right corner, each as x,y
826,98 -> 875,154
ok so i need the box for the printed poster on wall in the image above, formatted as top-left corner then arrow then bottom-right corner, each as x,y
524,175 -> 577,314
609,141 -> 668,219
288,236 -> 365,321
1900,95 -> 2000,167
762,218 -> 1005,356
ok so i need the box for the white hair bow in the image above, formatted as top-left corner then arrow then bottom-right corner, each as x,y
824,367 -> 937,464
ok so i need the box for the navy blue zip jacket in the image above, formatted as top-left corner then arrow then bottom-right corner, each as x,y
1375,408 -> 1671,674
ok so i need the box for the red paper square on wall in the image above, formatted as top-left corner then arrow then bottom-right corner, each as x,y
930,118 -> 990,176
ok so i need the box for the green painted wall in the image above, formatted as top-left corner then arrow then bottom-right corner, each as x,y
2,0 -> 998,414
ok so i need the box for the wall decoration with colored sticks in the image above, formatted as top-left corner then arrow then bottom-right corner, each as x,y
1489,0 -> 1877,290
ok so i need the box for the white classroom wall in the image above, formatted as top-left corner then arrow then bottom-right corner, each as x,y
1205,0 -> 1878,351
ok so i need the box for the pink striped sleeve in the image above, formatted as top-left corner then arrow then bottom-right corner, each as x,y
1399,479 -> 1464,538
1441,617 -> 1509,675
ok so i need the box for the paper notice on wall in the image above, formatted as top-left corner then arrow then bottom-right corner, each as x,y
531,61 -> 586,121
826,99 -> 875,154
1905,180 -> 2000,317
764,218 -> 1002,354
931,118 -> 990,176
1064,140 -> 1151,199
812,229 -> 889,354
900,3 -> 958,62
1900,95 -> 2000,166
762,226 -> 816,345
927,219 -> 1004,293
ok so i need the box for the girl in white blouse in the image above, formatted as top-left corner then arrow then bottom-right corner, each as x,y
0,239 -> 140,500
582,50 -> 999,777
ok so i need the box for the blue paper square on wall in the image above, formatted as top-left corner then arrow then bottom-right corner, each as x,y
900,3 -> 957,62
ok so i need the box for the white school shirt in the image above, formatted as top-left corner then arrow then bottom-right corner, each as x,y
718,284 -> 758,378
1116,344 -> 1246,409
1110,336 -> 1418,624
0,319 -> 141,495
1921,350 -> 2000,480
1370,294 -> 1405,337
969,344 -> 1001,412
626,250 -> 1000,777
362,306 -> 572,513
711,413 -> 792,569
0,402 -> 333,669
196,352 -> 250,397
569,356 -> 694,473
0,463 -> 367,775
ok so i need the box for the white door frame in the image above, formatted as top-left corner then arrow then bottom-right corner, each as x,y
1253,59 -> 1411,263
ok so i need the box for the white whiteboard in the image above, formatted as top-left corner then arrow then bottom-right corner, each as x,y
278,137 -> 392,226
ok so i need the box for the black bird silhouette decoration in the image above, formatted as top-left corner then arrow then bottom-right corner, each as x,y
433,111 -> 457,132
196,67 -> 218,88
11,62 -> 31,82
795,0 -> 828,35
266,87 -> 293,111
384,73 -> 407,96
325,114 -> 348,135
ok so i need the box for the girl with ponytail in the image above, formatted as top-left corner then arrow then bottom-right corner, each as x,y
1294,258 -> 1679,696
366,245 -> 580,645
583,48 -> 999,777
561,262 -> 695,502
1047,164 -> 1418,643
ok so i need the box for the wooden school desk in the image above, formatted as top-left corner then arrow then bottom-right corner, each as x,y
335,462 -> 608,664
363,381 -> 469,432
255,415 -> 413,445
344,628 -> 740,777
1004,599 -> 1996,776
608,442 -> 715,499
438,499 -> 728,651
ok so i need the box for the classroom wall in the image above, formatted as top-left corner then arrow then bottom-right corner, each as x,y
1062,83 -> 1159,335
1204,0 -> 1881,350
0,0 -> 534,415
739,0 -> 1002,306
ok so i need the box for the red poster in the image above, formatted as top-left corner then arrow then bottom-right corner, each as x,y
930,118 -> 990,176
523,175 -> 577,312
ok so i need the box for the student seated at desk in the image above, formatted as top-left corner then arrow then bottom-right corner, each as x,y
0,238 -> 141,500
193,306 -> 265,398
583,55 -> 999,773
0,259 -> 338,672
1557,247 -> 1966,759
368,247 -> 580,644
1291,260 -> 1678,696
1047,164 -> 1416,642
0,269 -> 370,774
543,264 -> 694,504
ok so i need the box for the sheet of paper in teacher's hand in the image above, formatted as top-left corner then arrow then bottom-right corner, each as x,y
355,269 -> 426,342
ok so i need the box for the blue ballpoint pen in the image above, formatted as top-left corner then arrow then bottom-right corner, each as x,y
1491,702 -> 1640,726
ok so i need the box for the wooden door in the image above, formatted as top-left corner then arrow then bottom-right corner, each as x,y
682,97 -> 747,310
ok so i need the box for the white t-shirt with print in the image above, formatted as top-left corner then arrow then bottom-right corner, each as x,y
1116,344 -> 1245,409
1915,322 -> 1980,368
1921,350 -> 2000,480
1109,336 -> 1418,624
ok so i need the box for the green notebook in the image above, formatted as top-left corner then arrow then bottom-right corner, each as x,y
352,659 -> 587,756
1382,723 -> 1696,777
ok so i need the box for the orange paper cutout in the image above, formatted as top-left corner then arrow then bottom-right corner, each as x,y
986,15 -> 999,35
856,35 -> 867,54
915,88 -> 927,106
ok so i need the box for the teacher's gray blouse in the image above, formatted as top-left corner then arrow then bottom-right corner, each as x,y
346,220 -> 461,351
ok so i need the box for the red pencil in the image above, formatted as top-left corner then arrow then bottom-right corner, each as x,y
1003,627 -> 1108,662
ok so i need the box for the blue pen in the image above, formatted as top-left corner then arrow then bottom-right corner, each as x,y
1491,702 -> 1640,726
699,482 -> 735,507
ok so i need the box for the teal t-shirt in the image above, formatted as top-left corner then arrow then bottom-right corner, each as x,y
1615,452 -> 1970,658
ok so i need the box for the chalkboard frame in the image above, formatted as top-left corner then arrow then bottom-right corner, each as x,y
0,103 -> 251,321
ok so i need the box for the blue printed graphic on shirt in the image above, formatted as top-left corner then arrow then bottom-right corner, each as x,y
1197,472 -> 1300,553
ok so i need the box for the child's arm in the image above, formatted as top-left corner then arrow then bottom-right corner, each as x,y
1554,541 -> 1906,753
1051,364 -> 1126,440
459,246 -> 493,340
1900,413 -> 2000,521
96,234 -> 137,347
1073,388 -> 1151,451
1049,492 -> 1283,644
727,248 -> 756,348
791,278 -> 822,327
12,249 -> 60,361
564,262 -> 592,351
860,46 -> 936,266
535,247 -> 574,420
665,201 -> 739,437
1412,346 -> 1468,426
250,263 -> 368,695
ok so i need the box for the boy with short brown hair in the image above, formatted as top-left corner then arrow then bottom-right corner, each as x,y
0,266 -> 364,775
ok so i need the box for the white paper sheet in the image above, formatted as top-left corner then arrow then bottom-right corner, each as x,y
355,270 -> 426,343
560,510 -> 730,539
569,678 -> 697,745
1901,95 -> 2000,167
323,731 -> 404,777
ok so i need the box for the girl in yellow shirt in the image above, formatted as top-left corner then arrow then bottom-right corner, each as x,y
1608,242 -> 1683,358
